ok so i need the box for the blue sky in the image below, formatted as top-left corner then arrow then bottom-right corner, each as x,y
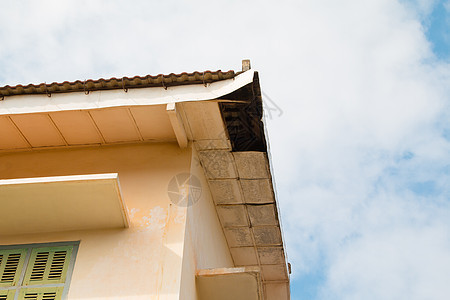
1,1 -> 450,299
425,1 -> 450,60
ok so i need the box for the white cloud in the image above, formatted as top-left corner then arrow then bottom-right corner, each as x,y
263,0 -> 450,298
322,224 -> 450,299
403,0 -> 439,17
1,0 -> 450,299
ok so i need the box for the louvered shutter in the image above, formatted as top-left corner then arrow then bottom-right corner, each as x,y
23,246 -> 73,286
0,290 -> 15,300
18,287 -> 63,300
0,249 -> 27,287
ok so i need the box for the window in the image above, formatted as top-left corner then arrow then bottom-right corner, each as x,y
0,242 -> 78,300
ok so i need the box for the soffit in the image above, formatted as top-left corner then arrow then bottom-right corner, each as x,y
0,70 -> 257,152
182,100 -> 290,300
0,173 -> 129,235
0,105 -> 176,152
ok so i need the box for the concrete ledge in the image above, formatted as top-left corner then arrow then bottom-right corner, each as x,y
196,267 -> 262,300
0,173 -> 129,235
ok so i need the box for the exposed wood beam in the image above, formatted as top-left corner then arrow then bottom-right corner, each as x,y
167,102 -> 188,148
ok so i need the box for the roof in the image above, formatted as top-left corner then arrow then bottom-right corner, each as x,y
0,66 -> 267,153
0,70 -> 236,98
0,61 -> 290,298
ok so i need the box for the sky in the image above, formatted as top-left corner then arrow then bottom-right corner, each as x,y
1,1 -> 450,299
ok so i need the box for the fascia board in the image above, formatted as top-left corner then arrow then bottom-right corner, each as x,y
0,71 -> 255,115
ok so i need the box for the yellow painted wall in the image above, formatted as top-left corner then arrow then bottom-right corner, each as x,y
0,143 -> 192,299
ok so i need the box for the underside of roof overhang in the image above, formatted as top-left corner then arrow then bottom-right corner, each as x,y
219,72 -> 266,152
179,76 -> 290,298
0,70 -> 259,152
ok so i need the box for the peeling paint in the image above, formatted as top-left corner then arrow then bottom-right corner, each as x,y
141,206 -> 168,230
129,207 -> 140,219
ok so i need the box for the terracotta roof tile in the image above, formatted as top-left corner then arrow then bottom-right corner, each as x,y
0,70 -> 236,98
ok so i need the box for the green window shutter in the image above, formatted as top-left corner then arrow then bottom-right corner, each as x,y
18,287 -> 63,300
0,290 -> 16,300
23,246 -> 73,286
0,249 -> 27,287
